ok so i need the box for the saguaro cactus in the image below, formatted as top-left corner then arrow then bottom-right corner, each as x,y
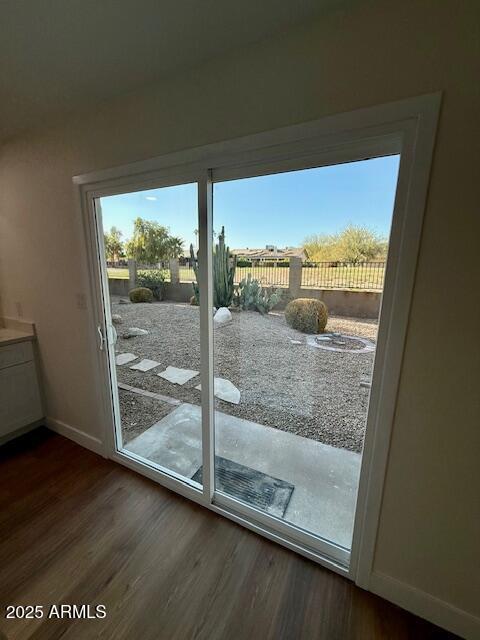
189,242 -> 200,304
213,227 -> 236,307
190,226 -> 237,307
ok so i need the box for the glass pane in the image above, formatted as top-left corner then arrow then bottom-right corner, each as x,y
99,182 -> 202,486
212,157 -> 400,549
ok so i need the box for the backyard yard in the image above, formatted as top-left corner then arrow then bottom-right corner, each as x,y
108,261 -> 385,290
113,299 -> 377,452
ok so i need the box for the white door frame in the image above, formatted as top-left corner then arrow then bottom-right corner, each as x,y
73,92 -> 441,583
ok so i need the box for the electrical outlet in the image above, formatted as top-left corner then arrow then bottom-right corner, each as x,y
76,293 -> 87,310
15,301 -> 23,317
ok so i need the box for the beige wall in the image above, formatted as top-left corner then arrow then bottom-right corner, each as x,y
0,0 -> 479,631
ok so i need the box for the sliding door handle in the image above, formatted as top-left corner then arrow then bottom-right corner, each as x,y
97,325 -> 105,351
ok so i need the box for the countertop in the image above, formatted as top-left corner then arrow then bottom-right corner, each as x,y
0,327 -> 35,346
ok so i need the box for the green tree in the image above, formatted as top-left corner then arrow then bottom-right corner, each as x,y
303,225 -> 387,263
336,225 -> 387,263
125,217 -> 184,263
167,235 -> 184,258
303,233 -> 341,262
104,226 -> 124,262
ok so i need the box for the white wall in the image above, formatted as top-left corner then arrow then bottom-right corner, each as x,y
0,0 -> 479,636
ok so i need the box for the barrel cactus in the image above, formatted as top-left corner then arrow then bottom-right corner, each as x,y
129,287 -> 153,303
285,298 -> 328,333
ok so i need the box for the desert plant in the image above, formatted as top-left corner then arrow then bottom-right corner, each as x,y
233,274 -> 281,314
303,225 -> 387,263
189,226 -> 237,307
285,298 -> 328,333
213,226 -> 236,307
129,287 -> 153,303
236,258 -> 252,267
136,269 -> 166,300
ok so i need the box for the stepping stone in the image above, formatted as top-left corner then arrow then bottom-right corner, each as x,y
196,377 -> 240,405
158,366 -> 199,385
129,359 -> 161,372
116,353 -> 138,366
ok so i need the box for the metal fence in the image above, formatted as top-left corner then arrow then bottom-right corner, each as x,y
179,266 -> 196,282
178,264 -> 290,286
233,264 -> 290,287
301,261 -> 385,290
110,259 -> 386,291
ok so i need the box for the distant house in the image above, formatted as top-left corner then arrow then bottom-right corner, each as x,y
231,245 -> 306,265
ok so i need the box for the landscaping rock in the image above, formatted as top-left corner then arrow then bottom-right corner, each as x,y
111,314 -> 123,325
123,327 -> 149,338
119,298 -> 130,304
213,307 -> 232,326
196,377 -> 240,405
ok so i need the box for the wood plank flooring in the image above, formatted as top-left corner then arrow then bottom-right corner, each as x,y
0,429 -> 457,640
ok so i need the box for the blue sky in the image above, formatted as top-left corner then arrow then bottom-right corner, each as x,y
100,155 -> 399,251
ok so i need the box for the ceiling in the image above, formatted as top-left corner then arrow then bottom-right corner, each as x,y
0,0 -> 345,144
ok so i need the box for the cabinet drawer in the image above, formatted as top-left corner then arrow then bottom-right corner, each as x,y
0,341 -> 34,370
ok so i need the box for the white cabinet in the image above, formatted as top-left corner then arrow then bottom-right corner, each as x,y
0,340 -> 43,441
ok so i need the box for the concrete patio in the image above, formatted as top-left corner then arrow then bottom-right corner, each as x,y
125,402 -> 361,549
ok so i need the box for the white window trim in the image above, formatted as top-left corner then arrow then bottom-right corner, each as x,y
73,92 -> 441,582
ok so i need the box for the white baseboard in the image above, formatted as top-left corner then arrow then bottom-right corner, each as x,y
46,417 -> 105,457
369,572 -> 480,640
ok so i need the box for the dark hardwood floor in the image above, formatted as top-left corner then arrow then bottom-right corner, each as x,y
0,429 -> 457,640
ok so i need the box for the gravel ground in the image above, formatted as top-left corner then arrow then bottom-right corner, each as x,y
119,389 -> 174,444
112,300 -> 378,452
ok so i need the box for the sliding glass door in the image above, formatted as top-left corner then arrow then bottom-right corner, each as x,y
93,156 -> 399,567
90,143 -> 401,570
78,96 -> 439,575
210,159 -> 398,562
96,180 -> 204,489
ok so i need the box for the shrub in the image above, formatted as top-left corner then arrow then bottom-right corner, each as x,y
129,287 -> 153,303
136,269 -> 166,300
285,298 -> 328,333
236,258 -> 252,267
233,274 -> 281,314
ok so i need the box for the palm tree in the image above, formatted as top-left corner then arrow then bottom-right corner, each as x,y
168,236 -> 184,259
